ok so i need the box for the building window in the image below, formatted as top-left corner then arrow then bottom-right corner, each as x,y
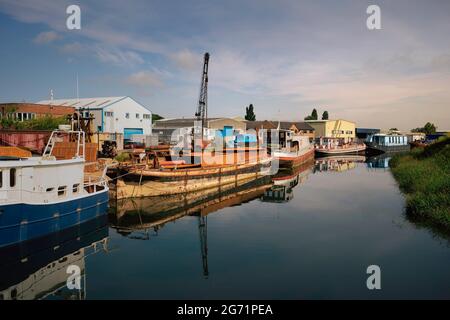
143,114 -> 151,119
10,168 -> 16,187
72,184 -> 80,193
125,113 -> 130,119
136,113 -> 140,119
57,186 -> 66,197
104,111 -> 114,117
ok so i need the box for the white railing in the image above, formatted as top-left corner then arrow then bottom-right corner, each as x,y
43,130 -> 86,159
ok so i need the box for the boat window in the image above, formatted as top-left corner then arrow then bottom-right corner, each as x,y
10,168 -> 16,187
0,170 -> 2,188
46,187 -> 54,192
57,186 -> 67,197
73,184 -> 80,193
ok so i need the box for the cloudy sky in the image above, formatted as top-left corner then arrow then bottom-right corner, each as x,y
0,0 -> 449,130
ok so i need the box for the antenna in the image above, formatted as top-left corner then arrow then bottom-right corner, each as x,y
76,73 -> 79,101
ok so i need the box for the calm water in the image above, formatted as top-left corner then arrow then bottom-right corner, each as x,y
2,156 -> 450,299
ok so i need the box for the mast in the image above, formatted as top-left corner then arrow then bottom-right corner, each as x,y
195,52 -> 210,138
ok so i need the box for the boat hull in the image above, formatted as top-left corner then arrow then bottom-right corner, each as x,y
315,145 -> 366,155
0,190 -> 109,249
275,148 -> 314,168
364,142 -> 410,154
112,160 -> 272,199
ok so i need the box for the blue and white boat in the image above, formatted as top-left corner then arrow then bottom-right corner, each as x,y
365,133 -> 410,153
0,130 -> 109,249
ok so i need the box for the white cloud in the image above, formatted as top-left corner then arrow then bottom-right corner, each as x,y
94,46 -> 144,66
169,49 -> 202,70
126,71 -> 164,88
33,30 -> 60,44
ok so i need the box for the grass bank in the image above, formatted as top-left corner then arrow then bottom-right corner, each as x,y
389,137 -> 450,228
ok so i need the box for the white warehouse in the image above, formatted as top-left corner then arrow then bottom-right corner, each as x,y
37,96 -> 152,139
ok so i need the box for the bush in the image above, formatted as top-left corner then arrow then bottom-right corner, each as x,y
390,136 -> 450,228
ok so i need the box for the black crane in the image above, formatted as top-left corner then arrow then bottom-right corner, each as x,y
195,52 -> 210,132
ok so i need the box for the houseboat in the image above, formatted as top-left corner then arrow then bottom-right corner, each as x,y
365,133 -> 410,153
0,130 -> 109,249
315,137 -> 366,155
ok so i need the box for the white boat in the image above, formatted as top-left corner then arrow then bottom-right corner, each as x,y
0,130 -> 109,249
261,129 -> 314,167
315,137 -> 366,155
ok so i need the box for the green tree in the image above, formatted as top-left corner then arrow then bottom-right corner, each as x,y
411,122 -> 437,135
311,108 -> 318,120
152,113 -> 164,123
304,115 -> 314,120
245,104 -> 256,121
423,122 -> 437,134
322,111 -> 329,120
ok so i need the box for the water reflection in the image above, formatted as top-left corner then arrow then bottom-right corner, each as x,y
262,161 -> 313,203
366,153 -> 391,169
314,155 -> 366,173
0,216 -> 108,300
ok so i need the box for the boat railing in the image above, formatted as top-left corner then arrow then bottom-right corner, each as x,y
42,130 -> 86,160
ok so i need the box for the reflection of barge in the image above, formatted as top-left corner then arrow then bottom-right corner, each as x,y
314,155 -> 366,173
110,175 -> 273,235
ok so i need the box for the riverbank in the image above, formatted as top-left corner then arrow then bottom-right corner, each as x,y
390,137 -> 450,228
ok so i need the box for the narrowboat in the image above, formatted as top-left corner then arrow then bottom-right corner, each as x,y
0,130 -> 109,249
365,133 -> 410,153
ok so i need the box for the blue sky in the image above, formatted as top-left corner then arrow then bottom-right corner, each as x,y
0,0 -> 449,130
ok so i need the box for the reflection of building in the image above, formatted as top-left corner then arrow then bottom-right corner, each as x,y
314,155 -> 366,173
306,119 -> 356,143
0,216 -> 108,300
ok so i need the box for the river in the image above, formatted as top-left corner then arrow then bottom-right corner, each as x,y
2,155 -> 450,299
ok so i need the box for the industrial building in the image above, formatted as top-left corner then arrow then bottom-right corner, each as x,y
153,117 -> 246,143
356,128 -> 381,140
37,96 -> 152,140
306,119 -> 356,142
246,120 -> 315,140
0,103 -> 75,121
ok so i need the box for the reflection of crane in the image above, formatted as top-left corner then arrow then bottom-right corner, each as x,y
198,214 -> 209,278
195,52 -> 210,134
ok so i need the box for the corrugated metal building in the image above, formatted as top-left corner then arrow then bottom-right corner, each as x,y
37,96 -> 152,139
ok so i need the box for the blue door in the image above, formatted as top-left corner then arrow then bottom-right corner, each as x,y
124,128 -> 143,140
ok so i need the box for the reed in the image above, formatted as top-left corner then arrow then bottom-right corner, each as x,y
390,137 -> 450,227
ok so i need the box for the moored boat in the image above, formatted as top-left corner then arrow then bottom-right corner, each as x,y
365,133 -> 410,153
315,137 -> 366,155
0,130 -> 109,249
